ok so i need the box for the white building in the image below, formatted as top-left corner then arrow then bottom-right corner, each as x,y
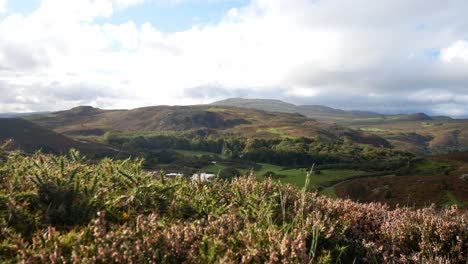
166,173 -> 184,178
191,173 -> 216,182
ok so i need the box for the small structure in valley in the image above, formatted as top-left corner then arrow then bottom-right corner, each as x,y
166,173 -> 184,178
191,173 -> 216,182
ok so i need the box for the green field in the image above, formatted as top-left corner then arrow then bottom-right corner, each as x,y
359,127 -> 387,132
198,160 -> 365,191
255,127 -> 290,138
410,159 -> 452,175
320,186 -> 338,198
200,163 -> 226,174
175,149 -> 219,158
255,163 -> 365,190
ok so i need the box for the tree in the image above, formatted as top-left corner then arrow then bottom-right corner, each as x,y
218,167 -> 241,181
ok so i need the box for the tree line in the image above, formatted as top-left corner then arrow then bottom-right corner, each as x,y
104,133 -> 413,170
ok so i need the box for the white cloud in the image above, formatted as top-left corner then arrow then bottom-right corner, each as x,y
114,0 -> 148,9
432,104 -> 467,117
286,87 -> 320,98
0,0 -> 468,115
441,40 -> 468,63
34,0 -> 114,23
103,21 -> 140,50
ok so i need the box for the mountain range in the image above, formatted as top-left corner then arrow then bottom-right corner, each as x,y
1,98 -> 467,155
25,105 -> 389,147
211,98 -> 447,124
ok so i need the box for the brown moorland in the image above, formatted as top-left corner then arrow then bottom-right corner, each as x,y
31,105 -> 391,147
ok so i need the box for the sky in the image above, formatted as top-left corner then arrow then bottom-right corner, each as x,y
0,0 -> 468,117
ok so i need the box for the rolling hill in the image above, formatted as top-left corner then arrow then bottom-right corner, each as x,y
0,118 -> 109,154
351,119 -> 468,155
211,98 -> 384,123
22,101 -> 468,155
29,105 -> 391,148
210,98 -> 449,124
211,98 -> 468,155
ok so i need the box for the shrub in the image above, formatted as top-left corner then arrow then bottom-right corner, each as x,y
218,167 -> 241,181
262,170 -> 286,179
0,149 -> 466,263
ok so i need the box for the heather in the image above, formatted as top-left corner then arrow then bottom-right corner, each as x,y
0,144 -> 467,263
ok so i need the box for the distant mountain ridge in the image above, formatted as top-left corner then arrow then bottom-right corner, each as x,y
211,98 -> 382,119
0,111 -> 51,118
210,98 -> 445,124
6,102 -> 467,156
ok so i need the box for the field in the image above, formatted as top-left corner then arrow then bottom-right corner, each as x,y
192,154 -> 367,191
409,158 -> 452,175
175,149 -> 219,158
254,163 -> 365,190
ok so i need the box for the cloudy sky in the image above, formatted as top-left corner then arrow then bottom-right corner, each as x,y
1,0 -> 468,116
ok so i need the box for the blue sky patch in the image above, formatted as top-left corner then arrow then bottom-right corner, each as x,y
107,0 -> 248,32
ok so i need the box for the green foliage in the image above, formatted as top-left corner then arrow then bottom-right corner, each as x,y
0,148 -> 181,234
409,159 -> 453,175
1,148 -> 465,263
442,192 -> 466,208
262,170 -> 286,179
103,132 -> 412,169
256,127 -> 292,138
320,187 -> 338,199
217,167 -> 241,181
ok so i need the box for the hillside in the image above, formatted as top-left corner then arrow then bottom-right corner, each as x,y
25,102 -> 468,155
0,149 -> 466,263
352,119 -> 468,155
0,118 -> 108,154
30,105 -> 390,147
211,98 -> 468,155
211,98 -> 304,113
210,98 -> 440,124
211,98 -> 384,122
